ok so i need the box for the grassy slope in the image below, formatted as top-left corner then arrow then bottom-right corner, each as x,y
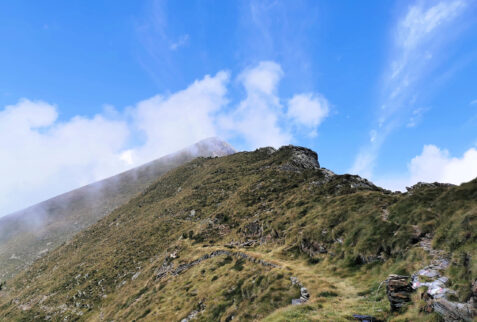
0,146 -> 475,321
0,138 -> 235,281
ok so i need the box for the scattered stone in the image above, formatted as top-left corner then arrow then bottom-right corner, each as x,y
290,276 -> 301,287
385,275 -> 413,311
169,251 -> 178,259
131,272 -> 140,281
412,275 -> 455,299
156,250 -> 279,280
300,287 -> 310,301
290,277 -> 310,305
291,298 -> 305,305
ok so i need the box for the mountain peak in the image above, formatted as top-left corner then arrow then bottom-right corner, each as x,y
278,144 -> 320,169
190,137 -> 236,157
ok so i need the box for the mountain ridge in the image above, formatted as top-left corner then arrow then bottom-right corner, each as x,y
0,144 -> 475,321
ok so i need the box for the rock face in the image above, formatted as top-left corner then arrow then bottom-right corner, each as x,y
385,275 -> 413,311
279,145 -> 320,170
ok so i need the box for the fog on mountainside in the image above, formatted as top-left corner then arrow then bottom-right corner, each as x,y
0,137 -> 235,280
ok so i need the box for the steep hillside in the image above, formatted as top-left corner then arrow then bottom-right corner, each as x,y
0,146 -> 475,321
0,137 -> 235,280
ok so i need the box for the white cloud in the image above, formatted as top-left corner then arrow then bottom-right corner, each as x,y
239,61 -> 283,96
351,0 -> 467,179
0,99 -> 130,216
397,0 -> 465,51
0,61 -> 331,216
349,148 -> 377,180
470,99 -> 477,105
219,61 -> 290,148
132,71 -> 229,164
375,144 -> 477,191
220,61 -> 330,148
389,0 -> 466,110
409,144 -> 477,184
287,93 -> 329,129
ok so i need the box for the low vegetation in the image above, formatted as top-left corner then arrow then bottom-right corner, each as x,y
0,145 -> 475,321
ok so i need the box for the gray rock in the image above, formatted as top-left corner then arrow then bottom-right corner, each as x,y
278,145 -> 320,170
291,277 -> 310,305
432,299 -> 475,322
385,275 -> 413,311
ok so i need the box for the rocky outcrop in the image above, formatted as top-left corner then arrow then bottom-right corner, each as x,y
385,275 -> 413,311
279,145 -> 320,170
309,168 -> 336,187
405,182 -> 454,193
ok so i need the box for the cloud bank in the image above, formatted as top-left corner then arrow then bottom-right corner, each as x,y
376,144 -> 477,191
0,61 -> 330,216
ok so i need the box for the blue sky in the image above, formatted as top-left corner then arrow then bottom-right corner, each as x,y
1,0 -> 477,216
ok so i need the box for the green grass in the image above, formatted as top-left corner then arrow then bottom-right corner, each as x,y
0,145 -> 475,321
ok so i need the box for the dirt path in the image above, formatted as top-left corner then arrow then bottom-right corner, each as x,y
202,245 -> 387,321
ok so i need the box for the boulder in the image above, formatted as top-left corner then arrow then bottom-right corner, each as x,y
385,275 -> 413,311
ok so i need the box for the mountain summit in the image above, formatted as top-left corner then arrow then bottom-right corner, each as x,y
0,145 -> 474,321
0,138 -> 235,280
